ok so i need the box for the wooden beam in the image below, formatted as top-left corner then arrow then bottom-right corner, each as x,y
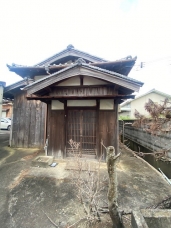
26,94 -> 135,100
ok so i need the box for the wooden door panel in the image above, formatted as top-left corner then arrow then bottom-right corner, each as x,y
66,110 -> 96,156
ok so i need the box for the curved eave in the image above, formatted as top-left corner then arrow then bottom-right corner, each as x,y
7,58 -> 136,78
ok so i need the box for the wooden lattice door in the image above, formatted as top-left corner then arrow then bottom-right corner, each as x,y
66,110 -> 96,157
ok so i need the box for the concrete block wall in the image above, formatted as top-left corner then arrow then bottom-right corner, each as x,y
131,209 -> 171,228
119,121 -> 171,158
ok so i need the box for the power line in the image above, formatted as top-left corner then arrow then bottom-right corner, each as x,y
133,56 -> 171,70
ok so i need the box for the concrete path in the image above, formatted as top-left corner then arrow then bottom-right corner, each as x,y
117,147 -> 171,213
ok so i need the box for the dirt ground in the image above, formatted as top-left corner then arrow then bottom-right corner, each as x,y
0,131 -> 171,228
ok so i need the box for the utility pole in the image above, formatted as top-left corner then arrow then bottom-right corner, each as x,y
0,81 -> 6,129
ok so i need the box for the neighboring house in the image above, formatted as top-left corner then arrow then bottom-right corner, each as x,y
120,89 -> 171,119
2,99 -> 13,118
3,45 -> 143,159
119,100 -> 131,118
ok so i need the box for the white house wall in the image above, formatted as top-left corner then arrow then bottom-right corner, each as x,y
130,92 -> 168,118
119,111 -> 131,118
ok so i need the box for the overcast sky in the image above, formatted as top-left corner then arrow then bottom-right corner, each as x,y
0,0 -> 171,96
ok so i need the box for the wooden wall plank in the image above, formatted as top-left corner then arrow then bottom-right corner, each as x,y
18,92 -> 25,147
40,102 -> 47,147
29,100 -> 36,147
46,103 -> 51,147
51,86 -> 116,97
47,108 -> 65,158
35,100 -> 41,146
98,108 -> 118,159
23,99 -> 31,147
12,108 -> 19,147
11,91 -> 46,148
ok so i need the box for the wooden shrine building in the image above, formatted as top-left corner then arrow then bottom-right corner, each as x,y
4,45 -> 143,159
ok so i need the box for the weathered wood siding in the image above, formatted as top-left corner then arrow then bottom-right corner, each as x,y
47,104 -> 65,158
98,104 -> 119,159
50,86 -> 117,97
12,91 -> 46,148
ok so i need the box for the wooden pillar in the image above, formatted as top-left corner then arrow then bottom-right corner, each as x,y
64,100 -> 67,158
46,102 -> 51,155
96,99 -> 100,159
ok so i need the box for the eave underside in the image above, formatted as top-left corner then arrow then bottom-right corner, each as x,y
26,94 -> 135,101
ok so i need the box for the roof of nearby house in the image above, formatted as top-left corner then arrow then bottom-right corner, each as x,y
121,89 -> 171,107
135,89 -> 171,100
120,99 -> 132,107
